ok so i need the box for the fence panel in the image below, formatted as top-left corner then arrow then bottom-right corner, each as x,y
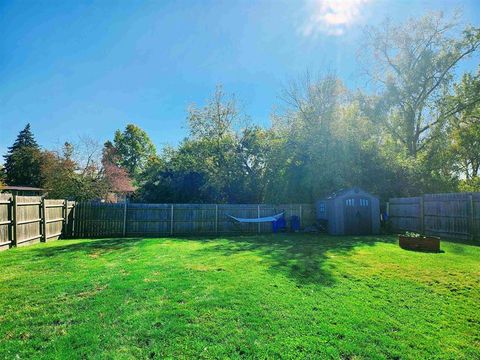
218,204 -> 259,233
44,199 -> 65,241
173,204 -> 216,235
15,196 -> 43,247
126,203 -> 170,237
1,198 -> 314,241
389,192 -> 479,240
423,193 -> 470,239
65,201 -> 76,238
0,195 -> 75,250
74,202 -> 315,238
75,202 -> 123,238
389,197 -> 421,233
473,194 -> 480,239
0,194 -> 12,251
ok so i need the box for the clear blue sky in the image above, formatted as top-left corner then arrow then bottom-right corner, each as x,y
1,0 -> 479,157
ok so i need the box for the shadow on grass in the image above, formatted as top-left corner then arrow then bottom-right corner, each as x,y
439,237 -> 480,247
30,234 -> 397,286
183,233 -> 397,286
32,237 -> 147,258
399,248 -> 445,254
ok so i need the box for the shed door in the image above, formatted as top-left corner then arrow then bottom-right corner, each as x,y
344,197 -> 372,235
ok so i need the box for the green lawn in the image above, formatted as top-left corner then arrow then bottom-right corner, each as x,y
0,234 -> 479,359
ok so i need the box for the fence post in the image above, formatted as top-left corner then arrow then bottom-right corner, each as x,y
12,195 -> 18,247
63,200 -> 68,239
257,205 -> 260,234
468,194 -> 474,240
170,204 -> 174,236
215,204 -> 218,233
299,205 -> 303,228
41,198 -> 47,242
6,197 -> 13,248
419,196 -> 424,234
384,201 -> 390,232
71,202 -> 76,238
122,201 -> 127,237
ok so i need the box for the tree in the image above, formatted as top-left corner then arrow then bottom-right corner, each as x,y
0,165 -> 5,187
361,12 -> 480,157
40,144 -> 77,199
267,73 -> 349,202
136,86 -> 271,203
445,70 -> 480,180
137,153 -> 211,203
3,124 -> 43,186
188,85 -> 244,140
451,120 -> 480,179
185,86 -> 258,202
101,142 -> 135,196
235,126 -> 271,202
69,137 -> 110,201
459,177 -> 480,192
40,141 -> 110,201
187,86 -> 241,197
113,124 -> 157,179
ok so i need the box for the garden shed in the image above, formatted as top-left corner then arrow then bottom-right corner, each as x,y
316,188 -> 380,235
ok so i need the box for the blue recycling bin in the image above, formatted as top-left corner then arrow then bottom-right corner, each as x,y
290,215 -> 300,232
272,216 -> 286,233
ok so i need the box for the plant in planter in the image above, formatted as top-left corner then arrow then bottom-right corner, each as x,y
399,232 -> 441,252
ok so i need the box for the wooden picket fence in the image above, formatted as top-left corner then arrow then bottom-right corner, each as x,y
0,194 -> 75,251
388,192 -> 480,240
73,202 -> 315,238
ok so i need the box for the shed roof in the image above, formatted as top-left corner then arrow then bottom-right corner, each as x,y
323,187 -> 374,200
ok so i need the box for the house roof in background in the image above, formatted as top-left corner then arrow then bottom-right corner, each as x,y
0,186 -> 45,191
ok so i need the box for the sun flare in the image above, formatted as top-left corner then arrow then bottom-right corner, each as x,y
301,0 -> 372,37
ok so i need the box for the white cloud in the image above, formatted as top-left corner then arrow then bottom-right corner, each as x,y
300,0 -> 372,37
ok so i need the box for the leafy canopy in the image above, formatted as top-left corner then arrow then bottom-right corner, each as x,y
362,12 -> 480,157
113,124 -> 157,179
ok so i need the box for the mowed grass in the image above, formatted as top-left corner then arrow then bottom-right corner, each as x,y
0,235 -> 479,359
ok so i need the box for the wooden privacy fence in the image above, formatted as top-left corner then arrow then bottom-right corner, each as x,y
388,192 -> 480,240
74,202 -> 315,238
0,194 -> 75,251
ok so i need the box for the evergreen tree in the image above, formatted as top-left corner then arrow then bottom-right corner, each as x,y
0,165 -> 5,187
3,124 -> 43,187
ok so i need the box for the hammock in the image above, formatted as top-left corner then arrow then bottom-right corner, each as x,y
227,212 -> 284,223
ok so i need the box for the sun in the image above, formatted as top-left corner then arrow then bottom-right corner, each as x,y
301,0 -> 372,37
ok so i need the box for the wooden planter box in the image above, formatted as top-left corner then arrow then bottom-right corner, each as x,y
399,235 -> 440,252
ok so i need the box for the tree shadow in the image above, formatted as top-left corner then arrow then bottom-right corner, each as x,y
30,234 -> 397,287
438,237 -> 480,247
186,234 -> 397,286
32,237 -> 147,258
